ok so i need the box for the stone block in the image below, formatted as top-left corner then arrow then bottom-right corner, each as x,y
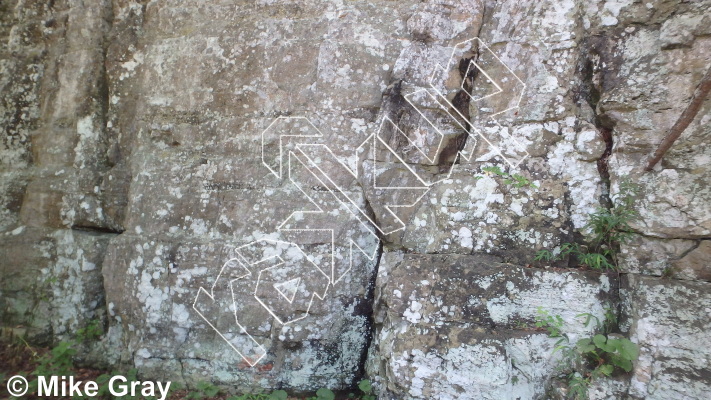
622,275 -> 711,399
368,251 -> 618,399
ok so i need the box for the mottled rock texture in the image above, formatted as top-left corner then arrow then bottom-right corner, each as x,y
622,275 -> 711,400
1,0 -> 710,398
367,252 -> 617,399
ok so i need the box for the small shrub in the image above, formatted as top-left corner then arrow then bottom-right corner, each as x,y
76,319 -> 103,343
534,249 -> 554,262
187,381 -> 221,399
314,387 -> 335,400
534,180 -> 639,271
567,373 -> 589,400
25,340 -> 76,395
537,308 -> 639,400
357,379 -> 375,400
535,307 -> 564,338
575,334 -> 639,374
482,165 -> 506,176
38,341 -> 76,375
268,390 -> 288,400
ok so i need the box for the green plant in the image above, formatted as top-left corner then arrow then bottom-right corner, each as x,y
227,395 -> 260,400
574,334 -> 639,375
514,319 -> 531,329
35,341 -> 75,376
482,165 -> 506,176
269,390 -> 289,400
27,341 -> 77,395
357,379 -> 375,400
589,180 -> 639,251
535,307 -> 564,338
124,368 -> 155,400
95,372 -> 115,398
567,372 -> 590,400
534,249 -> 554,262
504,174 -> 536,188
575,313 -> 600,330
76,319 -> 103,343
661,266 -> 675,279
314,387 -> 335,400
93,368 -> 155,400
23,318 -> 105,398
481,166 -> 538,189
6,336 -> 165,400
187,380 -> 221,399
577,252 -> 615,271
538,309 -> 639,400
534,180 -> 639,271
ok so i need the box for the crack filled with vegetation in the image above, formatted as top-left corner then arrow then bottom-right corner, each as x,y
535,179 -> 639,271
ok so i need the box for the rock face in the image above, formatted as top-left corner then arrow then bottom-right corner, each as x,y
622,275 -> 711,400
367,252 -> 616,399
1,0 -> 710,399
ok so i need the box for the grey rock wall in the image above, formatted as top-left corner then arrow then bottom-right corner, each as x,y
366,252 -> 617,399
1,0 -> 710,399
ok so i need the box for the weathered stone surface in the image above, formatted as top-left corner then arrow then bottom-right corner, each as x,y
586,376 -> 631,400
0,226 -> 113,350
0,171 -> 28,230
547,375 -> 631,400
622,275 -> 711,399
0,226 -> 55,342
2,0 -> 711,397
103,233 -> 376,391
366,252 -> 617,399
619,235 -> 697,277
671,240 -> 711,282
48,229 -> 114,339
601,1 -> 711,240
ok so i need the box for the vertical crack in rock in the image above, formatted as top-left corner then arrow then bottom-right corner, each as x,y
380,79 -> 408,152
575,33 -> 628,327
440,52 -> 479,168
596,126 -> 614,209
95,1 -> 124,234
97,6 -> 114,169
360,5 -> 492,386
438,4 -> 487,169
88,0 -> 121,353
576,35 -> 620,209
354,240 -> 383,387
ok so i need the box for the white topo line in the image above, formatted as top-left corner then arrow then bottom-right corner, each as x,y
193,37 -> 527,366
